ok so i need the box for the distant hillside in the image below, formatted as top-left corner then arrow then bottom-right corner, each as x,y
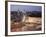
26,11 -> 41,17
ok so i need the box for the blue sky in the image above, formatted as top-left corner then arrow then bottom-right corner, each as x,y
11,5 -> 42,12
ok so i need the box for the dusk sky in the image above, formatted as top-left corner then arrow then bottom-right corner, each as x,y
11,5 -> 42,12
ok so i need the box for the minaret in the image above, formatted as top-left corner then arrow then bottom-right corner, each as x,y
18,9 -> 19,13
22,10 -> 26,22
17,9 -> 20,15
